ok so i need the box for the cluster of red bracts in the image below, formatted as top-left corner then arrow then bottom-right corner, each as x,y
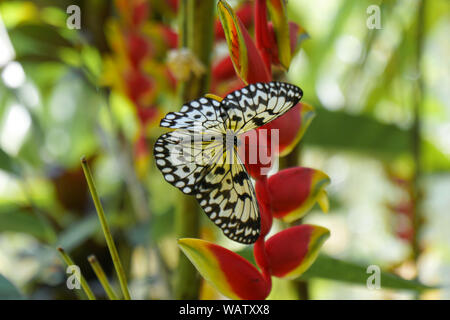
211,0 -> 308,95
178,1 -> 330,300
104,0 -> 179,174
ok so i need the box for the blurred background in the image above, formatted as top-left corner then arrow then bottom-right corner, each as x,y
0,0 -> 448,299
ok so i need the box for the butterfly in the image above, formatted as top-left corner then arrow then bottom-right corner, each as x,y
153,81 -> 303,244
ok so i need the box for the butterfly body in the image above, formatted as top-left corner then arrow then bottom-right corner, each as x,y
154,81 -> 302,244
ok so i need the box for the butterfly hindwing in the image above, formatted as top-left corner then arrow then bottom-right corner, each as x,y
195,150 -> 260,244
153,130 -> 224,195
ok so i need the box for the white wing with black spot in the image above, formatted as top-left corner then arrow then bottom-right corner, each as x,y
194,149 -> 260,244
154,130 -> 224,195
160,96 -> 226,134
222,81 -> 303,134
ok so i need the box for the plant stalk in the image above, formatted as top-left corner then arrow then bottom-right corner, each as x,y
88,254 -> 118,300
81,156 -> 131,300
57,247 -> 96,300
174,0 -> 215,300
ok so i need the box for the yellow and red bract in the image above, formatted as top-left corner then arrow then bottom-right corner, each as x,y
265,224 -> 330,278
268,167 -> 330,222
178,238 -> 270,300
217,0 -> 270,85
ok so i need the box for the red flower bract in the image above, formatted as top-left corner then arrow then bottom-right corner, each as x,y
267,167 -> 330,222
265,225 -> 330,278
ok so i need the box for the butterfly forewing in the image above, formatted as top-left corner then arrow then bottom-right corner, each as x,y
160,96 -> 226,134
222,81 -> 303,134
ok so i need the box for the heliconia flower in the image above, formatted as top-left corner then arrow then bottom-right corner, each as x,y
166,0 -> 179,13
159,25 -> 178,49
265,225 -> 330,279
254,0 -> 273,70
131,0 -> 149,27
262,102 -> 315,157
136,105 -> 159,126
212,56 -> 237,84
288,22 -> 309,57
115,0 -> 149,28
215,2 -> 254,40
266,0 -> 291,69
239,129 -> 274,180
267,167 -> 330,222
125,70 -> 154,104
217,0 -> 270,84
178,238 -> 270,300
127,32 -> 151,68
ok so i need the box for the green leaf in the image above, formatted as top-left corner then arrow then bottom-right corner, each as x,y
304,108 -> 450,172
0,205 -> 54,242
0,274 -> 24,300
0,148 -> 21,176
237,249 -> 432,292
7,23 -> 72,63
301,254 -> 433,292
304,108 -> 411,155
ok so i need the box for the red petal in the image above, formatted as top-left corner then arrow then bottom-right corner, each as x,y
238,129 -> 274,179
125,70 -> 153,103
127,32 -> 151,67
159,26 -> 178,49
212,56 -> 236,83
268,167 -> 330,222
254,0 -> 272,70
241,19 -> 271,84
266,225 -> 330,278
132,0 -> 149,27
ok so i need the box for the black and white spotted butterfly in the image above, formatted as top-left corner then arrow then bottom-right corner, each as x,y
153,81 -> 303,244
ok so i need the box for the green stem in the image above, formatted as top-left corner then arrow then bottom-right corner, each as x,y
174,0 -> 215,300
81,156 -> 131,300
88,255 -> 118,300
57,247 -> 96,300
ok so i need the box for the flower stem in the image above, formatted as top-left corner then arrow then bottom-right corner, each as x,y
57,247 -> 96,300
174,0 -> 215,300
253,177 -> 273,295
88,255 -> 118,300
81,156 -> 131,300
